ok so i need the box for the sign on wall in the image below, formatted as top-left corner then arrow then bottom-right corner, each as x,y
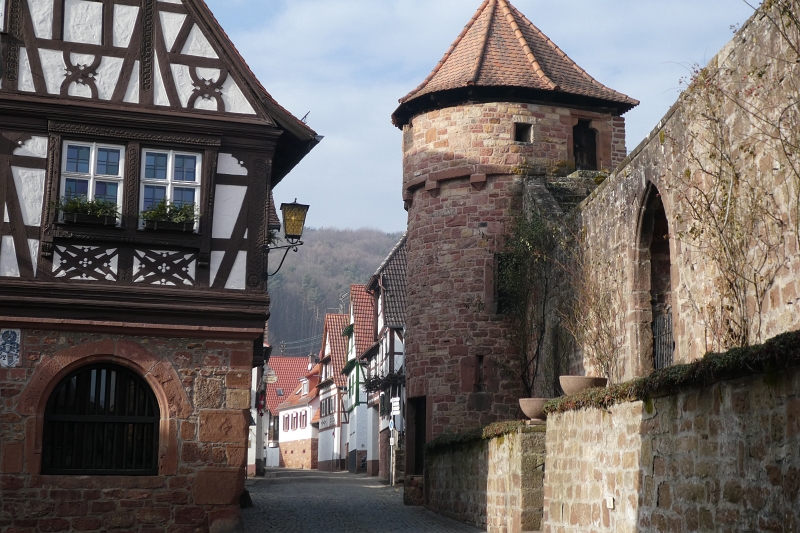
0,329 -> 21,368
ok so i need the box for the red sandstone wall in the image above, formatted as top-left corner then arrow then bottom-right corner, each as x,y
0,329 -> 252,532
278,439 -> 318,470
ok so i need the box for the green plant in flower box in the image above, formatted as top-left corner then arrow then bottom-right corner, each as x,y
140,199 -> 198,223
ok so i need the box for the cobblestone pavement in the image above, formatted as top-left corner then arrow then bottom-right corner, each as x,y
242,469 -> 483,533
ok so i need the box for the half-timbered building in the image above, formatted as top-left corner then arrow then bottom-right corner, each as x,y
0,1 -> 318,531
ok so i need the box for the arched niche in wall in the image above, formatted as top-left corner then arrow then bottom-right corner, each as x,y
633,182 -> 675,375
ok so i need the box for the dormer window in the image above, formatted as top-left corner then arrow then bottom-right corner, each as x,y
302,381 -> 309,395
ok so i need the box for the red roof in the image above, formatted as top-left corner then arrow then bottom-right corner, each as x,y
264,356 -> 309,414
276,364 -> 321,411
350,285 -> 375,357
393,0 -> 637,125
320,314 -> 349,388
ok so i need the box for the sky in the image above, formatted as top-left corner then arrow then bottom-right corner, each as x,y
205,0 -> 759,233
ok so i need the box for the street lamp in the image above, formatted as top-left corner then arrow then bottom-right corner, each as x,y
262,199 -> 309,278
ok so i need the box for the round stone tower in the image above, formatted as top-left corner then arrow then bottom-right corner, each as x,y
392,0 -> 638,480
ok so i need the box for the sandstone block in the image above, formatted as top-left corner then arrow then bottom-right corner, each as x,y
195,378 -> 222,409
192,467 -> 244,505
199,411 -> 247,443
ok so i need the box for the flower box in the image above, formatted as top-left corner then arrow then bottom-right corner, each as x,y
61,212 -> 118,226
141,219 -> 196,232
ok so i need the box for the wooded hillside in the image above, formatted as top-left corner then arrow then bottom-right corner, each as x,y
266,228 -> 403,355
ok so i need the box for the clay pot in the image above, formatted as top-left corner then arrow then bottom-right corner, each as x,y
559,376 -> 608,396
519,398 -> 548,421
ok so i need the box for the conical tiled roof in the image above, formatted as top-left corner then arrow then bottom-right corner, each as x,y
393,0 -> 637,125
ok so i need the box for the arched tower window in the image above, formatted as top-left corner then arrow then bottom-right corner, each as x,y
42,364 -> 159,476
637,184 -> 674,371
573,120 -> 598,171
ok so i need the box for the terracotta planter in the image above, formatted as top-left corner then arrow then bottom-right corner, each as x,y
559,376 -> 608,396
519,398 -> 548,421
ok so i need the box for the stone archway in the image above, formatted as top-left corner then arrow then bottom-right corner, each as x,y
632,183 -> 674,375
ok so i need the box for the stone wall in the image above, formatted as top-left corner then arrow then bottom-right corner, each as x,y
567,5 -> 800,380
0,328 -> 251,532
278,439 -> 318,470
543,366 -> 800,532
424,426 -> 546,533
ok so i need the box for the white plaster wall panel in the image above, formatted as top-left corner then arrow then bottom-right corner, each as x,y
217,153 -> 248,176
95,56 -> 124,100
18,48 -> 35,92
113,4 -> 139,48
38,49 -> 67,94
70,52 -> 95,67
225,250 -> 247,290
0,4 -> 5,33
11,167 -> 45,227
153,55 -> 169,106
170,63 -> 193,107
63,0 -> 102,45
211,184 -> 246,239
26,0 -> 53,40
158,0 -> 182,3
181,24 -> 218,58
28,239 -> 39,276
67,80 -> 92,98
243,229 -> 248,239
124,60 -> 140,104
159,11 -> 186,52
221,77 -> 256,115
209,250 -> 224,286
0,236 -> 20,277
13,137 -> 48,158
196,67 -> 220,83
194,96 -> 216,111
3,205 -> 9,223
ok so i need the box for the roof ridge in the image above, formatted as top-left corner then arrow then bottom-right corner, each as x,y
401,0 -> 491,103
370,233 -> 408,280
469,0 -> 496,85
510,3 -> 636,104
498,0 -> 558,91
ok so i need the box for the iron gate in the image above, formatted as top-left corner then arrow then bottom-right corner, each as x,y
653,313 -> 674,370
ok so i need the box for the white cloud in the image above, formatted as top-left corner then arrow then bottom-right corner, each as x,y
206,0 -> 759,232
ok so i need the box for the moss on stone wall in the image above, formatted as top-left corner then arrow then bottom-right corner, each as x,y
425,421 -> 546,453
544,330 -> 800,415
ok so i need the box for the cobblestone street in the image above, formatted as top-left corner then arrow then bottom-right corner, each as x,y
242,469 -> 483,533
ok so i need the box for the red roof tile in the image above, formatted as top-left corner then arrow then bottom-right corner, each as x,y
276,369 -> 320,411
394,0 -> 637,123
264,356 -> 309,414
321,314 -> 349,388
350,285 -> 375,357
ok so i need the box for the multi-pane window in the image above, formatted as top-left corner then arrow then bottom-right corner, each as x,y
283,415 -> 289,432
140,150 -> 201,228
60,141 -> 125,219
300,411 -> 307,429
291,413 -> 298,430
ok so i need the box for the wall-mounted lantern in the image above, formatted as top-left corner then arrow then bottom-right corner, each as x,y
262,199 -> 309,278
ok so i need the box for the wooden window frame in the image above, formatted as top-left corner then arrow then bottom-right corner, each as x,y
59,140 -> 126,225
139,148 -> 203,231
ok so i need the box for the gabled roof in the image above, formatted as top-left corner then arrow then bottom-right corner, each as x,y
264,356 -> 310,414
192,0 -> 321,183
367,234 -> 407,330
392,0 -> 638,126
350,285 -> 375,357
320,314 -> 349,388
276,363 -> 321,411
